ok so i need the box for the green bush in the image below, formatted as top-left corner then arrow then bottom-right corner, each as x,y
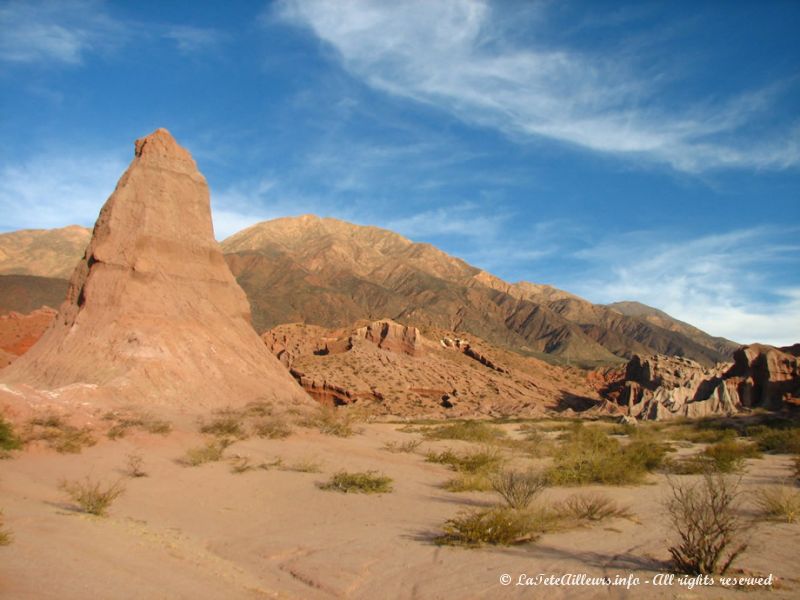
750,427 -> 800,454
424,421 -> 505,443
546,427 -> 654,485
0,417 -> 21,452
702,439 -> 761,473
318,471 -> 393,494
435,506 -> 557,546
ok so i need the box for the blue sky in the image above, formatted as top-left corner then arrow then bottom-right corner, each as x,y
1,0 -> 799,346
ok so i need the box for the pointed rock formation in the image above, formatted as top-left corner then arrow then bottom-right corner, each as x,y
1,129 -> 312,411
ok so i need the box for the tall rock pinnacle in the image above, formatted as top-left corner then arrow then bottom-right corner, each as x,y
2,128 -> 312,410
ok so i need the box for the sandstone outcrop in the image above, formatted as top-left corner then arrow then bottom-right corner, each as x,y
607,344 -> 800,419
1,129 -> 312,411
262,321 -> 600,418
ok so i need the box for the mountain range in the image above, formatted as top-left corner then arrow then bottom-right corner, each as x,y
0,216 -> 738,368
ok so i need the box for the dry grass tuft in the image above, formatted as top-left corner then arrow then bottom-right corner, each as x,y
382,439 -> 422,453
0,510 -> 11,546
22,414 -> 96,454
181,439 -> 232,466
434,506 -> 560,547
60,477 -> 125,516
491,469 -> 547,510
559,493 -> 634,523
125,453 -> 147,478
318,471 -> 393,494
753,485 -> 800,523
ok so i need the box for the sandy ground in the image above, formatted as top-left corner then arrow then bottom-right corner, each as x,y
1,420 -> 798,600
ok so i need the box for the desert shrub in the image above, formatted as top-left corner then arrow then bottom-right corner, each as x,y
664,474 -> 747,575
662,456 -> 716,475
23,415 -> 96,454
625,438 -> 671,471
0,510 -> 11,546
60,477 -> 125,516
200,415 -> 248,439
0,417 -> 21,453
281,458 -> 322,473
302,406 -> 356,437
793,455 -> 800,482
229,457 -> 255,474
181,439 -> 232,466
750,427 -> 800,454
105,411 -> 172,439
753,485 -> 800,523
559,493 -> 634,522
241,401 -> 273,417
702,439 -> 761,473
670,427 -> 738,444
491,469 -> 547,509
424,421 -> 505,444
252,417 -> 293,439
425,446 -> 504,474
125,453 -> 147,478
546,427 -> 652,485
318,471 -> 393,494
434,506 -> 557,546
382,439 -> 422,453
443,473 -> 494,492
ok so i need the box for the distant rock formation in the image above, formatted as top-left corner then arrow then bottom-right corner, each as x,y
0,307 -> 57,363
262,319 -> 600,417
605,344 -> 800,419
1,129 -> 312,411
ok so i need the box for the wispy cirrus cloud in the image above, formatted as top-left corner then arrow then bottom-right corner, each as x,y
0,0 -> 125,65
0,0 -> 224,67
566,227 -> 800,346
0,150 -> 126,230
276,0 -> 800,172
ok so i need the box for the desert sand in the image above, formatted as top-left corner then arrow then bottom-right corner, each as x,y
1,416 -> 797,600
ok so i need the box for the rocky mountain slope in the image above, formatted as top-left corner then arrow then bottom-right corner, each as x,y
263,318 -> 600,418
0,225 -> 90,278
1,129 -> 312,411
222,215 -> 737,367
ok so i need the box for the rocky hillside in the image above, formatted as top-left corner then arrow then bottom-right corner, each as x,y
223,215 -> 737,367
263,318 -> 600,418
0,225 -> 90,278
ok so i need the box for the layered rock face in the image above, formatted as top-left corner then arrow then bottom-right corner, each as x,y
609,344 -> 800,419
1,129 -> 312,410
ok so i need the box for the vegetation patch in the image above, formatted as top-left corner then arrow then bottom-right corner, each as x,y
200,414 -> 248,439
749,426 -> 800,455
104,411 -> 172,439
664,473 -> 747,575
434,506 -> 559,546
559,493 -> 634,523
753,485 -> 800,523
180,439 -> 232,466
60,477 -> 125,516
252,417 -> 293,439
491,469 -> 547,510
382,439 -> 422,453
546,426 -> 661,485
318,471 -> 393,494
0,510 -> 11,546
702,439 -> 761,473
423,421 -> 506,444
302,406 -> 357,437
281,458 -> 322,473
0,416 -> 21,455
22,415 -> 96,454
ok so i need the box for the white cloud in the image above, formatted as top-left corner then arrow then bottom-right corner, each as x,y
277,0 -> 800,172
0,0 -> 125,66
0,151 -> 126,230
567,227 -> 800,346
